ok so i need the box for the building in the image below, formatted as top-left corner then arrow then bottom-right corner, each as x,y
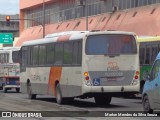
0,14 -> 19,47
16,0 -> 160,46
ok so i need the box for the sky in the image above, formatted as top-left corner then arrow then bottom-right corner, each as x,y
0,0 -> 19,15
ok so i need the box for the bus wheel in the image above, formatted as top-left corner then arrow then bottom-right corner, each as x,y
2,85 -> 7,93
94,96 -> 112,106
56,83 -> 63,104
142,95 -> 153,113
16,88 -> 20,93
27,83 -> 36,99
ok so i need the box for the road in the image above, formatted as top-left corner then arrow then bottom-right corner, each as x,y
0,90 -> 159,120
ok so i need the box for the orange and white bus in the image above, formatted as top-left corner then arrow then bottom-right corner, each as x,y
20,31 -> 140,105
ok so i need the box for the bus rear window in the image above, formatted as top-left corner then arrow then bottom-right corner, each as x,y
85,34 -> 137,55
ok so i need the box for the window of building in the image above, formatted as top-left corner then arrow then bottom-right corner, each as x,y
24,0 -> 160,28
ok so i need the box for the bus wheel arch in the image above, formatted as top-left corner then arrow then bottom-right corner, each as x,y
2,84 -> 7,93
26,79 -> 36,99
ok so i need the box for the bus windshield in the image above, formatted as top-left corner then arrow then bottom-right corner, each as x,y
12,50 -> 20,63
86,34 -> 137,55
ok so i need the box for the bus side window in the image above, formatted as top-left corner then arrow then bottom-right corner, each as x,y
32,45 -> 39,66
151,45 -> 158,64
27,47 -> 31,66
39,45 -> 46,66
140,47 -> 145,65
21,47 -> 27,72
77,41 -> 82,65
145,47 -> 151,65
46,43 -> 54,65
63,42 -> 72,65
72,41 -> 81,65
55,43 -> 63,66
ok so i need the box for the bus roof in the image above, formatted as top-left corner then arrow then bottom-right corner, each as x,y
137,36 -> 160,42
0,47 -> 20,52
88,30 -> 136,36
45,31 -> 88,38
22,30 -> 136,46
22,31 -> 89,46
0,47 -> 20,50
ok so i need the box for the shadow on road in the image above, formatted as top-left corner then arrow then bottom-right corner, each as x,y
36,97 -> 126,109
0,90 -> 21,93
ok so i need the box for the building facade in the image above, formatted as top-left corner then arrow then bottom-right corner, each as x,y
16,0 -> 160,46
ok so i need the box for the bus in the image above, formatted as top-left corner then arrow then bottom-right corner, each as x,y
20,31 -> 140,105
137,36 -> 160,93
0,47 -> 20,93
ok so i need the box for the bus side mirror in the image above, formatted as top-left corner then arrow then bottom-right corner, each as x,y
143,70 -> 151,81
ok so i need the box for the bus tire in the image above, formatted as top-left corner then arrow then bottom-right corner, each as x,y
142,95 -> 153,113
56,83 -> 63,104
94,96 -> 112,106
16,88 -> 20,93
27,83 -> 36,99
2,85 -> 7,93
64,97 -> 74,104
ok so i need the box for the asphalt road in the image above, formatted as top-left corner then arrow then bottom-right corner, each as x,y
0,90 -> 159,120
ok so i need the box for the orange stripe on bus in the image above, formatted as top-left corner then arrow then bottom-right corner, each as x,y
48,67 -> 62,96
57,35 -> 70,42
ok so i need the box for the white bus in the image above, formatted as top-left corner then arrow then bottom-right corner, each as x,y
20,31 -> 140,105
0,47 -> 20,93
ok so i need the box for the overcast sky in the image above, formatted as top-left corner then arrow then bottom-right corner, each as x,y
0,0 -> 19,15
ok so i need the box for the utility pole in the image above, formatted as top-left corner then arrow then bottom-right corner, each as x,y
43,0 -> 45,38
77,0 -> 88,31
85,0 -> 88,31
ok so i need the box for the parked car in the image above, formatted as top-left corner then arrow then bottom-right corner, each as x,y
142,52 -> 160,113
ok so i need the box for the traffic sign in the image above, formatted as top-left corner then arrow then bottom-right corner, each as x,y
0,33 -> 13,44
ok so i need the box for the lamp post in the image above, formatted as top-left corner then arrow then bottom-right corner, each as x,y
76,0 -> 88,30
85,0 -> 88,31
43,0 -> 45,38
